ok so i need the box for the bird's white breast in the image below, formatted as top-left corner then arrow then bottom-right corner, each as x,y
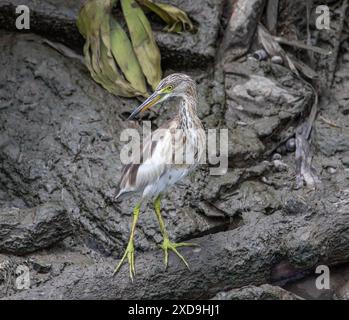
142,167 -> 189,198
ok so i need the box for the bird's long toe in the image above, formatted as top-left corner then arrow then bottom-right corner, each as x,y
113,241 -> 136,281
160,237 -> 197,270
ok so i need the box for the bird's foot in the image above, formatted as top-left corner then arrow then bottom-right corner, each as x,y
160,237 -> 198,270
113,240 -> 135,280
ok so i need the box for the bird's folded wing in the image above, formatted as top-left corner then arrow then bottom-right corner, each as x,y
116,120 -> 180,197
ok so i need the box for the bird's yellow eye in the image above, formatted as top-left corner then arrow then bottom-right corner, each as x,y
166,85 -> 173,91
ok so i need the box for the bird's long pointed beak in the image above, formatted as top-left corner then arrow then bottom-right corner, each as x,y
127,91 -> 162,120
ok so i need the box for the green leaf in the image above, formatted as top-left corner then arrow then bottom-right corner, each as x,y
109,16 -> 148,96
138,0 -> 195,33
121,0 -> 162,90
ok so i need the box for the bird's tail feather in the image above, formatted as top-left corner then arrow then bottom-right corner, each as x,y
114,187 -> 133,202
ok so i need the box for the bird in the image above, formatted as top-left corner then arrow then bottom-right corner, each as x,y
113,73 -> 206,280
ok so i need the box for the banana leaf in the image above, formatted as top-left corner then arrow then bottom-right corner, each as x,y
137,0 -> 195,33
121,0 -> 162,90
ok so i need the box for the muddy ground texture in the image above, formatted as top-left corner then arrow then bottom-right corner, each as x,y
0,0 -> 348,300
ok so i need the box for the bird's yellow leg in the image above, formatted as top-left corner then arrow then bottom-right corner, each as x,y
154,196 -> 197,270
113,202 -> 141,280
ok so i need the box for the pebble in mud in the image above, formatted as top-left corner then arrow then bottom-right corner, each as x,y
327,167 -> 337,174
273,160 -> 288,172
272,153 -> 282,161
252,49 -> 268,61
271,56 -> 283,65
286,138 -> 296,152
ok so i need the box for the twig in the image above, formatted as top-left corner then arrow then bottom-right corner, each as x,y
319,115 -> 341,128
273,37 -> 332,55
306,0 -> 314,64
287,52 -> 318,79
328,0 -> 348,86
303,81 -> 318,139
41,39 -> 84,64
266,0 -> 279,35
294,80 -> 319,189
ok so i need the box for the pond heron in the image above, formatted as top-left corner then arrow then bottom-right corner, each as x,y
114,73 -> 205,280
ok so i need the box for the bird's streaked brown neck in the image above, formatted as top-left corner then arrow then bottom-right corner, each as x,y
178,82 -> 200,131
